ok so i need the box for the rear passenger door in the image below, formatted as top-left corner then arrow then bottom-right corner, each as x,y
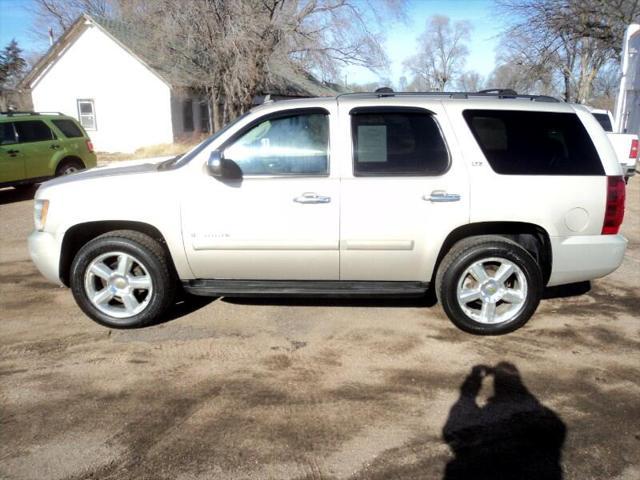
0,122 -> 24,183
14,120 -> 58,178
338,103 -> 470,282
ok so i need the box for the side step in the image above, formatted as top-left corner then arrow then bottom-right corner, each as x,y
183,279 -> 429,298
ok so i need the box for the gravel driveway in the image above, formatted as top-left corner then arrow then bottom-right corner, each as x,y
1,180 -> 639,480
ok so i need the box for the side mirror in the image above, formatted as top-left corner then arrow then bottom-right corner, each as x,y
207,150 -> 224,177
207,150 -> 243,180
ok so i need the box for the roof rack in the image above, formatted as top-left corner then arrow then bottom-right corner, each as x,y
0,111 -> 65,116
337,89 -> 561,103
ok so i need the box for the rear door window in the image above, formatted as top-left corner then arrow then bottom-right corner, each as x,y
351,108 -> 449,176
463,110 -> 604,175
52,119 -> 84,138
0,122 -> 17,145
15,120 -> 56,143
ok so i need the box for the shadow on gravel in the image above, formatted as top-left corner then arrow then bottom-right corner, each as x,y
543,281 -> 591,299
443,362 -> 566,480
149,293 -> 217,326
221,289 -> 438,308
0,186 -> 37,205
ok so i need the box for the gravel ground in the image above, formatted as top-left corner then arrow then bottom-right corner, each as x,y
0,179 -> 639,480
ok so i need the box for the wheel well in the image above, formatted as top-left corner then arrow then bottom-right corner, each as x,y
59,221 -> 170,286
432,222 -> 552,285
56,156 -> 85,172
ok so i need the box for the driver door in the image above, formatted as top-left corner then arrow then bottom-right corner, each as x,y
181,107 -> 340,280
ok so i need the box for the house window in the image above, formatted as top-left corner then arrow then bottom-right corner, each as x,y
183,99 -> 194,132
200,102 -> 210,132
77,99 -> 96,130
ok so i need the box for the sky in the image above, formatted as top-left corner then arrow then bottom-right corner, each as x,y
0,0 -> 502,86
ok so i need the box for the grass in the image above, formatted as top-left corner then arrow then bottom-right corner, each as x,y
96,134 -> 207,163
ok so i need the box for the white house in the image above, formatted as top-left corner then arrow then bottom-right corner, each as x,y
19,14 -> 340,153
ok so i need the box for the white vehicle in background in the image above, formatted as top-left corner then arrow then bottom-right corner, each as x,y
28,90 -> 628,335
588,107 -> 637,180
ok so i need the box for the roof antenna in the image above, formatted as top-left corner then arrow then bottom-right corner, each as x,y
48,27 -> 54,46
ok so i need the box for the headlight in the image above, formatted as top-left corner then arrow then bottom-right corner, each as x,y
34,199 -> 49,231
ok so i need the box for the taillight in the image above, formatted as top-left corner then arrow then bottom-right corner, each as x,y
602,176 -> 625,235
86,139 -> 94,153
630,139 -> 638,159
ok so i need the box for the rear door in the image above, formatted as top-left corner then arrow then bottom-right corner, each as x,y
0,122 -> 24,183
338,102 -> 470,282
14,120 -> 59,178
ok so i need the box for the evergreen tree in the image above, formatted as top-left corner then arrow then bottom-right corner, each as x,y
0,39 -> 27,88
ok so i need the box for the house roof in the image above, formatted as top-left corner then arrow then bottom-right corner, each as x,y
20,14 -> 343,97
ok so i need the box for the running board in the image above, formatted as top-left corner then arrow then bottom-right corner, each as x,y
183,279 -> 429,298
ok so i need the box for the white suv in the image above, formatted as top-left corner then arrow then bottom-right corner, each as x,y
28,92 -> 628,335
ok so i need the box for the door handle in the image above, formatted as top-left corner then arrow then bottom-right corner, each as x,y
294,192 -> 331,204
50,144 -> 61,150
423,190 -> 461,202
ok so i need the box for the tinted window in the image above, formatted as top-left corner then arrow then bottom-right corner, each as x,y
593,113 -> 613,132
15,120 -> 55,143
224,112 -> 329,175
463,110 -> 604,176
0,122 -> 16,145
52,119 -> 84,138
352,109 -> 449,175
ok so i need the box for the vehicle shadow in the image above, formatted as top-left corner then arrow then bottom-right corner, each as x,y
442,362 -> 566,480
0,186 -> 37,205
543,281 -> 591,299
149,293 -> 217,326
221,289 -> 438,308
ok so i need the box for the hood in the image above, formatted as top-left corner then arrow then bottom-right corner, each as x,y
41,161 -> 160,189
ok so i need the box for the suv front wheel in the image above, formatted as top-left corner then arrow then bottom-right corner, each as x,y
436,235 -> 543,335
70,230 -> 176,328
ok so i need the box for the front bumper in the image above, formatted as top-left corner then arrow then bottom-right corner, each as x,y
547,234 -> 627,287
28,230 -> 63,286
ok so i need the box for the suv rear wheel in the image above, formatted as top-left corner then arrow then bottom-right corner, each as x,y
70,230 -> 176,328
56,158 -> 85,176
436,235 -> 543,335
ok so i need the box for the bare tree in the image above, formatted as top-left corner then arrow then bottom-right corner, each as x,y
30,0 -> 116,40
403,15 -> 471,91
496,0 -> 640,102
456,71 -> 483,92
131,0 -> 404,129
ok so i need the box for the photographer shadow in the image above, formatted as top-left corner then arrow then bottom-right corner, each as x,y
443,362 -> 566,480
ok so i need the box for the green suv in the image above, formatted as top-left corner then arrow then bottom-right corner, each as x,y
0,112 -> 97,188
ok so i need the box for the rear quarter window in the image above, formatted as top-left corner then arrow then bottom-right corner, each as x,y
52,119 -> 85,138
463,110 -> 604,176
592,113 -> 613,132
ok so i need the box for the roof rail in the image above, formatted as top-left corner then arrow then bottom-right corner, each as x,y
337,89 -> 561,103
0,111 -> 65,117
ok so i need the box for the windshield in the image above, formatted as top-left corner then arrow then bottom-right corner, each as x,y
159,110 -> 252,170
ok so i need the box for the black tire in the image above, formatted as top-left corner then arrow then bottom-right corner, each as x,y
435,235 -> 543,335
56,158 -> 85,176
70,230 -> 176,328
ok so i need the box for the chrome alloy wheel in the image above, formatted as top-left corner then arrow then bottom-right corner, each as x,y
455,257 -> 527,325
84,251 -> 153,319
62,165 -> 80,175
